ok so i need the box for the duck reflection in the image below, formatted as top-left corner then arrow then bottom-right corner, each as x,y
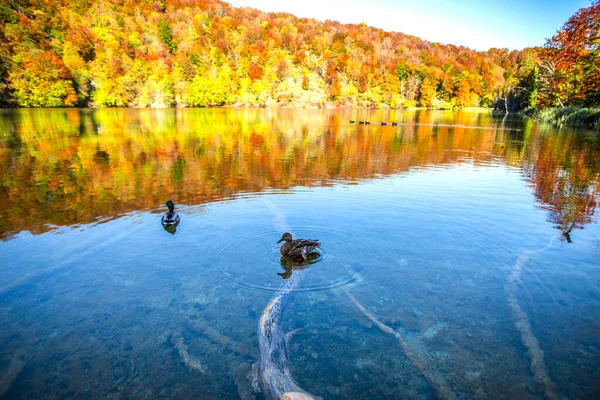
162,223 -> 178,235
277,252 -> 322,279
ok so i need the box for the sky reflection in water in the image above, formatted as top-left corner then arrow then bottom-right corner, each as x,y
0,109 -> 599,399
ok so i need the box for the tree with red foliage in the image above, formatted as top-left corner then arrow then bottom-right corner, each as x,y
0,0 -> 561,109
541,0 -> 600,107
248,63 -> 263,80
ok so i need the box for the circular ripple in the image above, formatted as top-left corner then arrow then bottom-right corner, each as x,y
191,182 -> 520,297
209,227 -> 374,295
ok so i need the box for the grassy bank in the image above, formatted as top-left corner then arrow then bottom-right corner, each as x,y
526,107 -> 600,129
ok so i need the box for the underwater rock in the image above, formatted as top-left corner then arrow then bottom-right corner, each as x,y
186,294 -> 211,307
234,362 -> 256,400
307,292 -> 329,305
412,308 -> 423,318
326,385 -> 340,396
171,333 -> 205,374
422,322 -> 448,340
186,315 -> 256,359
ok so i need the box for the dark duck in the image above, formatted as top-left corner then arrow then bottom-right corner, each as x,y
161,200 -> 181,226
277,232 -> 321,261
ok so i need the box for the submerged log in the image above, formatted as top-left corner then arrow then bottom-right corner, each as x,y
505,237 -> 561,400
343,289 -> 456,400
256,269 -> 321,400
0,348 -> 28,398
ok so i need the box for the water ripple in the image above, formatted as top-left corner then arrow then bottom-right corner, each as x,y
209,227 -> 374,294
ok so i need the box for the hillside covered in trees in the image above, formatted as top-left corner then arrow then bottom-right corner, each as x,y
0,0 -> 598,109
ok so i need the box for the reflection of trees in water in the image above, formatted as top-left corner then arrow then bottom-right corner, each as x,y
514,119 -> 600,231
0,109 -> 598,239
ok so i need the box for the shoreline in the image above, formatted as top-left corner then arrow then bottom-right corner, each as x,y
524,107 -> 600,129
0,105 -> 493,112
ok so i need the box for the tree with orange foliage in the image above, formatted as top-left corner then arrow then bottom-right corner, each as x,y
541,0 -> 600,107
248,63 -> 264,80
455,79 -> 472,108
419,77 -> 437,108
0,0 -> 538,109
9,50 -> 78,107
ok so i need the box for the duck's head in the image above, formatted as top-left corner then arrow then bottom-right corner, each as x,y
277,232 -> 293,243
166,200 -> 175,213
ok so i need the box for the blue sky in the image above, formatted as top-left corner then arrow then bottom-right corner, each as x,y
226,0 -> 590,50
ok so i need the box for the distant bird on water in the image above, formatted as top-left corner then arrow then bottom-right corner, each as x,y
277,232 -> 321,261
161,200 -> 181,226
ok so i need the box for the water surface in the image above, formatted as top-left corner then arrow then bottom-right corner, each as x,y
0,109 -> 599,399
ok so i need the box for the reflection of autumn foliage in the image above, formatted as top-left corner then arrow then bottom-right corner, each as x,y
514,121 -> 600,230
0,109 -> 598,239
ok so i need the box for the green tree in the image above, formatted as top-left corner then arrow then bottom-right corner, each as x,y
158,20 -> 177,53
529,65 -> 539,108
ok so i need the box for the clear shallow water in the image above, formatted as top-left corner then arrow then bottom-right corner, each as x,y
0,108 -> 599,399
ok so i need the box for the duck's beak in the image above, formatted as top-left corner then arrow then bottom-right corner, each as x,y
277,238 -> 284,243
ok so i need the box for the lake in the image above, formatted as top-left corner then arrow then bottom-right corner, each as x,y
0,108 -> 599,399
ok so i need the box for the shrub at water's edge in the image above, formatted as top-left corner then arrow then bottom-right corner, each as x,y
525,107 -> 600,129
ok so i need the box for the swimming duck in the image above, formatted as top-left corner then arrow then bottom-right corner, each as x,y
277,233 -> 321,261
161,200 -> 181,226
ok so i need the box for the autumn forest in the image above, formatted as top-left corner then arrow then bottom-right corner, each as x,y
0,0 -> 598,111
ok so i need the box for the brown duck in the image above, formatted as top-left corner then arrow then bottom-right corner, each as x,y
277,233 -> 321,261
